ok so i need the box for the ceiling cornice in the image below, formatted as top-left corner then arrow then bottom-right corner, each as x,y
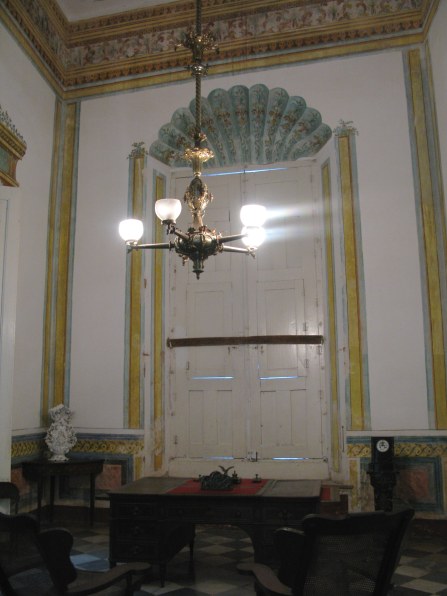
0,0 -> 439,100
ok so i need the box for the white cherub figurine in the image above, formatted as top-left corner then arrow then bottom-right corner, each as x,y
45,404 -> 77,461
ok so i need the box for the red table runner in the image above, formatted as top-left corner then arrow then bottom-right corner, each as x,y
167,478 -> 268,496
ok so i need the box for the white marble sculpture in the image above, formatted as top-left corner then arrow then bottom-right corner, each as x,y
45,404 -> 77,461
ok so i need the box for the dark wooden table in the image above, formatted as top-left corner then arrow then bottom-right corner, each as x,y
108,476 -> 321,568
22,458 -> 104,525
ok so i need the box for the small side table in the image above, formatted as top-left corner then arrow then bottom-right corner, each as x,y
22,458 -> 104,525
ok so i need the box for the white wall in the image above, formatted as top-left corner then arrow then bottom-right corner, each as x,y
0,23 -> 55,432
72,93 -> 173,429
71,49 -> 427,433
71,98 -> 132,429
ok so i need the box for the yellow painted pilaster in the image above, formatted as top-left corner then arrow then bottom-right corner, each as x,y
127,143 -> 146,428
153,174 -> 165,471
335,123 -> 366,430
408,49 -> 447,428
54,103 -> 77,406
134,455 -> 144,480
42,101 -> 78,420
322,161 -> 341,472
42,99 -> 62,422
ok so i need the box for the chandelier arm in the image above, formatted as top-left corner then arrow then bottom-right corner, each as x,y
127,242 -> 173,251
172,228 -> 191,242
219,233 -> 247,244
221,245 -> 253,254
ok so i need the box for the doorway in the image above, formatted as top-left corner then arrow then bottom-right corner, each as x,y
164,163 -> 328,479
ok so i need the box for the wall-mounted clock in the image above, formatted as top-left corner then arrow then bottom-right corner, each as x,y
371,437 -> 394,464
376,439 -> 390,453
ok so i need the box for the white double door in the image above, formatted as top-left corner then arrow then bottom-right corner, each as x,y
165,163 -> 327,477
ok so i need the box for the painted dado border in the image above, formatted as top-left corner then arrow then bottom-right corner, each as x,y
11,433 -> 145,511
347,436 -> 447,458
0,0 -> 439,99
11,432 -> 145,479
11,432 -> 144,459
347,436 -> 447,512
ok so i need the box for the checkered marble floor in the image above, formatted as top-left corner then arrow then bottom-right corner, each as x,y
69,522 -> 447,595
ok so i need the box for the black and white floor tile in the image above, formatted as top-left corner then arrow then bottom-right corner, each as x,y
68,523 -> 447,595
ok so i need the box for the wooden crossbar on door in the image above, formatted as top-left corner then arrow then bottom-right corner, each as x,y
167,335 -> 324,348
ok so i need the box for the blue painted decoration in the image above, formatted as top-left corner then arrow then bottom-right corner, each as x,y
149,84 -> 332,167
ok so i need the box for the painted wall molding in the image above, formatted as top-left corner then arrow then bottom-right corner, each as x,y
0,0 -> 438,98
41,100 -> 80,421
123,142 -> 147,430
404,47 -> 447,429
334,120 -> 370,431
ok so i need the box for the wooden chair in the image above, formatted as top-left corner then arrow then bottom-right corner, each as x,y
0,482 -> 22,556
239,508 -> 414,595
0,482 -> 20,514
0,512 -> 43,596
0,512 -> 153,595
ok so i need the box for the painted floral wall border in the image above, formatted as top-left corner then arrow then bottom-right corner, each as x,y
0,0 -> 436,93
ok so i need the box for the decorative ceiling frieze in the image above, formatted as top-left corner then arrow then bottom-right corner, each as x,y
0,0 -> 438,98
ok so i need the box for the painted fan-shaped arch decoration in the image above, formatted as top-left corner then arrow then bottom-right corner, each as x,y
149,84 -> 332,167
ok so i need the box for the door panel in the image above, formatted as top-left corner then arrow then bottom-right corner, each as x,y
167,164 -> 326,476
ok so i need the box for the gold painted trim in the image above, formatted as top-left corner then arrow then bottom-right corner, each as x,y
0,171 -> 18,187
408,49 -> 447,428
62,34 -> 427,101
425,42 -> 447,321
0,6 -> 63,99
42,99 -> 63,423
322,161 -> 340,472
72,437 -> 144,455
153,174 -> 165,472
422,0 -> 440,37
53,103 -> 77,408
338,133 -> 364,430
0,120 -> 26,160
128,154 -> 145,429
134,455 -> 144,480
11,439 -> 43,459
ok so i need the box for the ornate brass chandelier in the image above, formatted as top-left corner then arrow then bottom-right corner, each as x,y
119,0 -> 266,279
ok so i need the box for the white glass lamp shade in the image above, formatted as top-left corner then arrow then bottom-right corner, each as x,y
240,204 -> 267,227
119,219 -> 144,243
155,198 -> 182,223
242,226 -> 266,249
